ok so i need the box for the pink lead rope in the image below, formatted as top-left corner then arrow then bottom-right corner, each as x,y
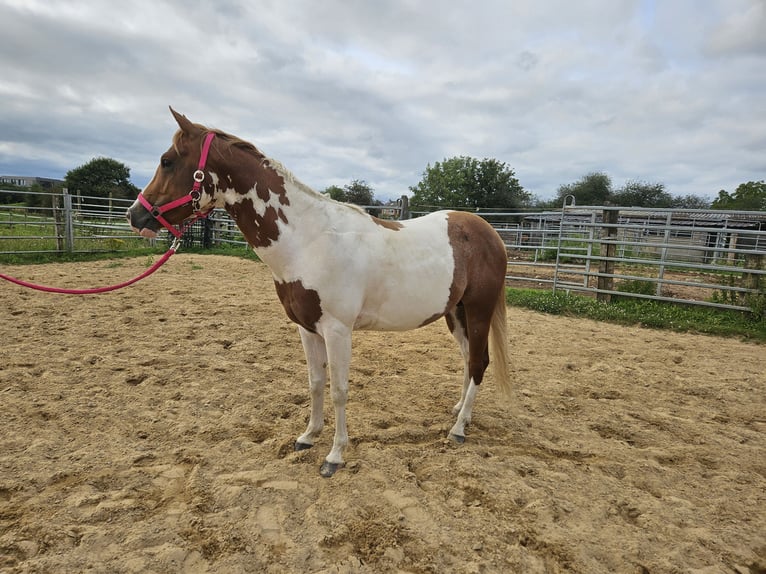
0,240 -> 179,294
0,132 -> 217,295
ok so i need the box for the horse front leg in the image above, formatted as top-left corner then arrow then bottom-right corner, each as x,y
319,323 -> 352,477
295,327 -> 328,451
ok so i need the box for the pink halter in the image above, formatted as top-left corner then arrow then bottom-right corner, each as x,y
138,131 -> 216,238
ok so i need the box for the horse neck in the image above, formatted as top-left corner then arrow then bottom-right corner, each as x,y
219,160 -> 339,273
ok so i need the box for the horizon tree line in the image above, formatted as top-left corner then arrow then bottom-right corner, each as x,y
2,156 -> 763,212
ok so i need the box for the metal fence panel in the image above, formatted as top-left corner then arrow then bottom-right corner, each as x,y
1,190 -> 407,253
3,189 -> 765,314
484,204 -> 765,314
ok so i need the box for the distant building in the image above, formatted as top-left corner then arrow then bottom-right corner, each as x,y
0,175 -> 64,190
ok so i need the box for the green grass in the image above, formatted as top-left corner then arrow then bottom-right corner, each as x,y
506,288 -> 766,342
0,243 -> 259,266
0,208 -> 259,266
538,239 -> 594,263
0,246 -> 158,265
1,203 -> 261,264
0,212 -> 153,263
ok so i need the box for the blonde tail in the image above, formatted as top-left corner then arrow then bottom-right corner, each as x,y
489,290 -> 511,400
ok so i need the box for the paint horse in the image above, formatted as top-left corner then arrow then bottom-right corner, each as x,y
127,108 -> 511,477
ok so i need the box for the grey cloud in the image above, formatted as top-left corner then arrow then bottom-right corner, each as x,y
0,0 -> 763,201
707,1 -> 766,57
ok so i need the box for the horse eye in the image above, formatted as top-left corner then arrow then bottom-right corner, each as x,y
161,157 -> 172,168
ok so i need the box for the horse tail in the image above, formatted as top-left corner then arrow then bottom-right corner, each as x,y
489,287 -> 512,400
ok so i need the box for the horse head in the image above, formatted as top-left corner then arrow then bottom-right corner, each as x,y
127,107 -> 218,239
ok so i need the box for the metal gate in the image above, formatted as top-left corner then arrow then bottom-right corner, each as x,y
550,199 -> 765,313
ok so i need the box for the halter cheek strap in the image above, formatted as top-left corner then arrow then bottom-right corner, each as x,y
139,132 -> 217,238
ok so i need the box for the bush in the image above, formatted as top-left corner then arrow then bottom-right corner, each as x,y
616,279 -> 655,296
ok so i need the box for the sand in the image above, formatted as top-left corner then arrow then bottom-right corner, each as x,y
1,255 -> 764,573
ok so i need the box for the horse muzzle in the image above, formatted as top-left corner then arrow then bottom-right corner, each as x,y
126,200 -> 161,238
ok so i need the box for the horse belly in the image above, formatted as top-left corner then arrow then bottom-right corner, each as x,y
355,257 -> 454,331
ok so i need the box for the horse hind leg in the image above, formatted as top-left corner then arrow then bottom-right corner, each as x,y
447,305 -> 491,444
446,304 -> 470,415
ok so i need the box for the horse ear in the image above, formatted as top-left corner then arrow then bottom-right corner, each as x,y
169,106 -> 199,135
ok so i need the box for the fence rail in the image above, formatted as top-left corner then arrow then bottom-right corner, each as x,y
478,203 -> 765,314
0,189 -> 408,254
3,189 -> 765,315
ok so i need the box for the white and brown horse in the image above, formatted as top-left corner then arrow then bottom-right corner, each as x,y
127,108 -> 511,477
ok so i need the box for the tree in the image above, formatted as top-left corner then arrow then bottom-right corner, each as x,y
322,180 -> 377,206
23,183 -> 57,211
0,182 -> 27,205
551,173 -> 719,209
554,172 -> 612,206
64,157 -> 140,203
324,185 -> 346,202
343,179 -> 376,206
711,181 -> 766,211
671,194 -> 711,209
409,156 -> 529,209
612,180 -> 673,207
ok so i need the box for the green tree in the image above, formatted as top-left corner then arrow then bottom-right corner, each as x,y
322,180 -> 377,206
409,156 -> 528,209
64,157 -> 140,203
0,182 -> 27,204
612,180 -> 673,207
23,183 -> 57,211
671,194 -> 711,209
555,172 -> 612,206
343,179 -> 376,206
711,181 -> 766,211
323,185 -> 346,202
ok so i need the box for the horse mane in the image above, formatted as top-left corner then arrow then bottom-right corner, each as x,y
172,123 -> 366,214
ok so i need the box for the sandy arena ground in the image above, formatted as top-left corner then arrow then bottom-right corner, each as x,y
0,255 -> 764,573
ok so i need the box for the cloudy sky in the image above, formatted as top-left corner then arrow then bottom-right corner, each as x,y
1,0 -> 764,203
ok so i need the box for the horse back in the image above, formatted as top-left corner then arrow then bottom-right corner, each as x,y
351,210 -> 506,330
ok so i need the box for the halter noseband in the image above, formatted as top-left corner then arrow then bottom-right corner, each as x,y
138,131 -> 216,238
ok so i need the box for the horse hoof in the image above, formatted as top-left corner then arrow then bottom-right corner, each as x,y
294,441 -> 313,452
449,433 -> 466,444
320,461 -> 345,478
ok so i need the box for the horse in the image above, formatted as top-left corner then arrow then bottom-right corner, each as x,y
127,107 -> 511,477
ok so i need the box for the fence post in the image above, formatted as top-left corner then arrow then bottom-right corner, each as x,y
597,207 -> 619,302
656,211 -> 673,296
52,192 -> 64,253
584,211 -> 596,288
62,188 -> 74,253
743,253 -> 764,291
398,195 -> 409,220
